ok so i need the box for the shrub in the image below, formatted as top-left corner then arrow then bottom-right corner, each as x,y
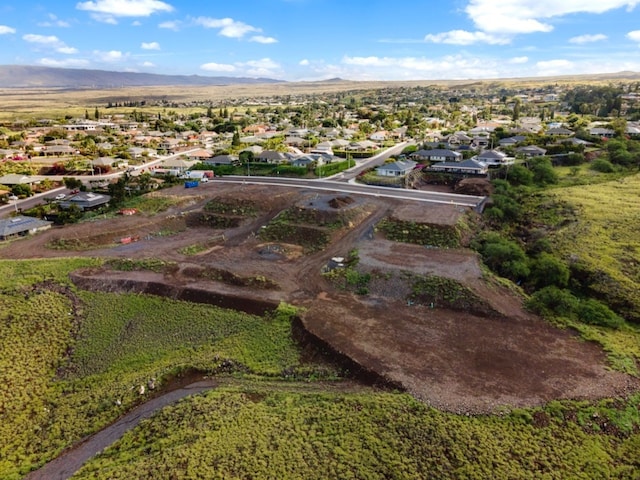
565,153 -> 585,166
528,253 -> 570,289
526,286 -> 578,317
590,158 -> 615,173
478,233 -> 530,281
576,298 -> 624,329
506,165 -> 534,186
490,194 -> 523,222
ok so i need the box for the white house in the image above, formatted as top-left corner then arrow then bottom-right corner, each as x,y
376,159 -> 417,177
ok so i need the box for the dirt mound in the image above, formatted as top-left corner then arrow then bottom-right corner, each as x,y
328,196 -> 355,209
455,178 -> 494,196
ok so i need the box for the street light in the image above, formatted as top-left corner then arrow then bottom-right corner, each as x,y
8,195 -> 18,213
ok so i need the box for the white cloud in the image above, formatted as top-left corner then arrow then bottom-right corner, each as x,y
93,49 -> 126,62
141,41 -> 160,50
0,25 -> 16,34
294,50 -> 640,82
23,34 -> 77,54
158,20 -> 180,30
76,0 -> 174,17
90,13 -> 118,24
299,59 -> 310,66
194,17 -> 259,38
23,33 -> 60,45
39,57 -> 90,67
200,57 -> 281,77
569,33 -> 607,44
424,30 -> 510,45
244,58 -> 279,70
57,46 -> 79,54
38,14 -> 70,28
250,35 -> 277,44
627,30 -> 640,41
341,55 -> 494,79
132,20 -> 142,26
200,62 -> 236,72
466,0 -> 640,35
535,58 -> 574,75
141,61 -> 155,67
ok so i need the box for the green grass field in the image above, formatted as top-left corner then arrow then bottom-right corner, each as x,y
74,387 -> 640,479
0,258 -> 304,479
551,173 -> 640,322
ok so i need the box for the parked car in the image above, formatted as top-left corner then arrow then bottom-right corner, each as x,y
55,194 -> 66,200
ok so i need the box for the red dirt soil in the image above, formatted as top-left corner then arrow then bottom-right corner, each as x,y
2,181 -> 638,413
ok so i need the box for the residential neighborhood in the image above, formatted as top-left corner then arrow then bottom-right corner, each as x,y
1,81 -> 639,225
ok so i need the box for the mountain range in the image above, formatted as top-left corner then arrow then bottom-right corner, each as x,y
0,65 -> 284,89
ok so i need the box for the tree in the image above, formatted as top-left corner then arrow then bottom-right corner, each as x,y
477,233 -> 530,281
529,157 -> 558,185
528,253 -> 570,289
11,183 -> 32,198
231,129 -> 241,148
56,203 -> 83,224
512,99 -> 521,122
489,194 -> 522,222
94,107 -> 100,120
239,150 -> 254,164
63,177 -> 83,190
506,164 -> 533,186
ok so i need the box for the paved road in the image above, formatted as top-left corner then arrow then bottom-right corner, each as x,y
326,141 -> 412,181
2,144 -> 487,216
210,176 -> 485,208
0,149 -> 201,218
25,380 -> 219,480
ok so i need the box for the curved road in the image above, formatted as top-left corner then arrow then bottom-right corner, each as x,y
25,379 -> 218,480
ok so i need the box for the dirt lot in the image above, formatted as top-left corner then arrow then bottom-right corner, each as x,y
2,180 -> 638,413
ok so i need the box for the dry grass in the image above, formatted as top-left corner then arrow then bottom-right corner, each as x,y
1,71 -> 639,121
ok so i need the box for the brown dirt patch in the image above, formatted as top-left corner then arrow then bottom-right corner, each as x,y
390,203 -> 470,226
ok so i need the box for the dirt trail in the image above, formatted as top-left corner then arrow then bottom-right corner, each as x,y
26,377 -> 377,480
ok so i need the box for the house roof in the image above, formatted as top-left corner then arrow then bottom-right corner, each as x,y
429,159 -> 487,171
516,145 -> 547,154
0,174 -> 38,185
0,216 -> 52,238
258,150 -> 287,160
499,135 -> 527,145
91,157 -> 116,166
547,127 -> 574,135
477,150 -> 506,160
377,159 -> 417,172
205,154 -> 238,165
61,192 -> 111,210
162,158 -> 198,168
413,149 -> 462,158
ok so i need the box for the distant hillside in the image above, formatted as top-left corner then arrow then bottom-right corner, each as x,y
0,65 -> 283,88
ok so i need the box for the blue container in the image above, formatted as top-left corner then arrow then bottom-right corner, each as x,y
184,181 -> 199,188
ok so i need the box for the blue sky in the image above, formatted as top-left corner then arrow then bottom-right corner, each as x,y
0,0 -> 640,81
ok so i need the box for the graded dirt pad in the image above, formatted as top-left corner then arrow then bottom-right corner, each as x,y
2,181 -> 638,414
390,203 -> 470,226
301,297 -> 638,413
